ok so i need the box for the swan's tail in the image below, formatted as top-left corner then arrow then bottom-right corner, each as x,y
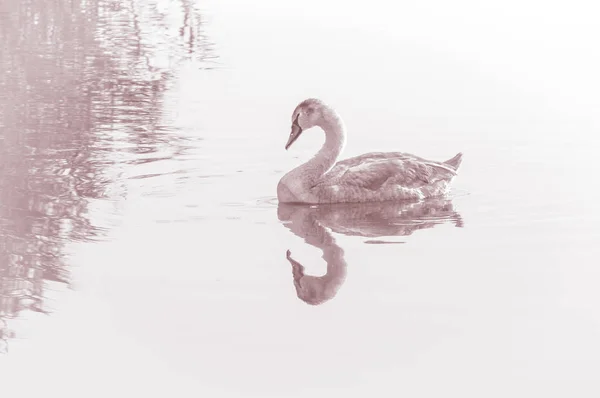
444,152 -> 463,171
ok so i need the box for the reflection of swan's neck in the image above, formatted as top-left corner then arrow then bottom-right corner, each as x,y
280,203 -> 348,305
289,223 -> 347,306
298,110 -> 346,186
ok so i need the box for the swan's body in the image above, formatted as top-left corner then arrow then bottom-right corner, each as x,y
277,98 -> 463,204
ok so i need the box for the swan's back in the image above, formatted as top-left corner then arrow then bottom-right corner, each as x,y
313,152 -> 463,203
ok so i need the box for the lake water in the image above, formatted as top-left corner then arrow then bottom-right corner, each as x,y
1,0 -> 600,396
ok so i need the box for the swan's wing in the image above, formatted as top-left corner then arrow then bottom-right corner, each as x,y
323,152 -> 455,190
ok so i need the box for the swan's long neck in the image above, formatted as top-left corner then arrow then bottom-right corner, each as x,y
296,110 -> 346,187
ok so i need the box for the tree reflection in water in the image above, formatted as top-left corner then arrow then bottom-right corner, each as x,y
0,0 -> 216,353
278,198 -> 464,305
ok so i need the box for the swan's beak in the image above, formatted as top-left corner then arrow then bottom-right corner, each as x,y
285,124 -> 302,150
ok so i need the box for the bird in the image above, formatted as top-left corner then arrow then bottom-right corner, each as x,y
277,98 -> 463,204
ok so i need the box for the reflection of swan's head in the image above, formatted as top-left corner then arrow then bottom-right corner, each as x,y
285,98 -> 329,150
286,248 -> 345,306
295,280 -> 327,306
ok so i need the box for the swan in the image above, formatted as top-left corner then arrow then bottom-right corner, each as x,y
277,98 -> 463,204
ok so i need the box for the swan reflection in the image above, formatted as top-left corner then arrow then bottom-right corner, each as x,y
278,198 -> 463,305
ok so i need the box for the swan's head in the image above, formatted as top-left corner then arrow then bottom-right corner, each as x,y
285,98 -> 326,150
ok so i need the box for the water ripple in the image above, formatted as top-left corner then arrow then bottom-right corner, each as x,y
0,0 -> 217,352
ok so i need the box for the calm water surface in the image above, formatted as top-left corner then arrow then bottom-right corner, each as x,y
1,0 -> 600,397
